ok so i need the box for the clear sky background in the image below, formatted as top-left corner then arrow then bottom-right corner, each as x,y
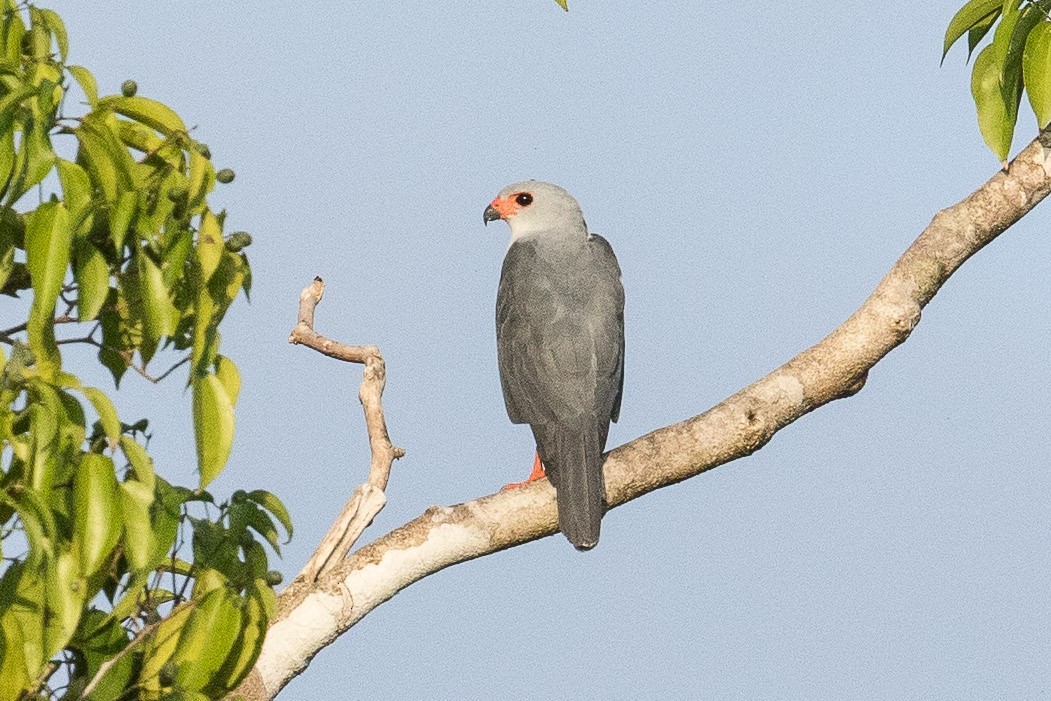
40,1 -> 1051,698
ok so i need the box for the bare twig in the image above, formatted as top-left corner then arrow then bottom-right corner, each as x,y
66,335 -> 188,384
288,277 -> 405,582
0,314 -> 77,343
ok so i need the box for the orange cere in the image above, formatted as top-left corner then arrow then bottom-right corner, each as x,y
488,195 -> 520,218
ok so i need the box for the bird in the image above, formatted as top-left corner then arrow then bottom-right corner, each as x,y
484,180 -> 625,550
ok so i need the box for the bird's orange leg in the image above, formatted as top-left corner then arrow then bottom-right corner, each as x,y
502,450 -> 546,490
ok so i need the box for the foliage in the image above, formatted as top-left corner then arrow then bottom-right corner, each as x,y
944,0 -> 1051,162
0,3 -> 290,698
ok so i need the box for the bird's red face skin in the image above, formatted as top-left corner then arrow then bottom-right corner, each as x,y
488,193 -> 525,219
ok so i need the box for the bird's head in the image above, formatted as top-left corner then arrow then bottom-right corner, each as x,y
484,180 -> 587,240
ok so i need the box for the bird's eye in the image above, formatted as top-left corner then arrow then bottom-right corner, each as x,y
515,193 -> 533,207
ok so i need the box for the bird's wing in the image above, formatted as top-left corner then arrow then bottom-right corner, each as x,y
586,234 -> 625,426
496,236 -> 625,437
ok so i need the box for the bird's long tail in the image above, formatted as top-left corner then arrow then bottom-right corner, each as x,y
535,423 -> 606,551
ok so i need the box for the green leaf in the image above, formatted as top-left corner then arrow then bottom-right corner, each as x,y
38,9 -> 67,62
944,0 -> 1004,60
0,217 -> 12,292
57,158 -> 95,237
247,489 -> 293,542
109,189 -> 137,251
24,201 -> 71,317
67,65 -> 98,106
74,453 -> 122,576
171,587 -> 242,692
971,44 -> 1015,162
75,611 -> 133,700
5,485 -> 56,567
197,210 -> 223,285
555,0 -> 568,9
98,95 -> 187,137
0,2 -> 25,69
968,9 -> 1001,58
0,614 -> 33,701
118,480 -> 156,572
74,242 -> 109,321
12,111 -> 57,204
998,1 -> 1042,106
1024,21 -> 1051,126
192,372 -> 235,489
120,435 -> 155,491
44,547 -> 85,660
214,355 -> 240,406
80,386 -> 121,446
140,602 -> 193,694
187,150 -> 215,214
24,202 -> 71,379
75,114 -> 134,204
207,587 -> 267,694
136,248 -> 178,342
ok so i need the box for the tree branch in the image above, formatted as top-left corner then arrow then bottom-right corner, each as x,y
287,277 -> 405,583
232,132 -> 1051,700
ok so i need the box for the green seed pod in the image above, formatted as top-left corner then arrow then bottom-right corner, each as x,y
224,232 -> 252,252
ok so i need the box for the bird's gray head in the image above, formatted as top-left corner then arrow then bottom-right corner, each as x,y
483,180 -> 587,241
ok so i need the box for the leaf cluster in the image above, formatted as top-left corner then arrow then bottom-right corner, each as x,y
945,0 -> 1051,161
0,3 -> 289,699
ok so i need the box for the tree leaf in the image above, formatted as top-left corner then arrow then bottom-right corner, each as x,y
0,613 -> 33,701
119,435 -> 155,491
1024,21 -> 1051,126
74,453 -> 122,576
136,248 -> 178,342
24,202 -> 71,379
24,201 -> 71,319
214,355 -> 240,406
139,602 -> 193,695
206,588 -> 267,694
0,217 -> 13,292
192,372 -> 235,489
247,489 -> 293,542
998,1 -> 1042,106
80,386 -> 121,447
44,547 -> 84,660
75,114 -> 134,204
971,44 -> 1015,162
74,242 -> 109,321
98,95 -> 187,137
171,588 -> 242,693
13,109 -> 57,203
197,209 -> 223,285
555,0 -> 568,9
66,65 -> 97,106
118,480 -> 156,573
0,2 -> 25,69
38,9 -> 67,62
944,0 -> 1005,61
109,189 -> 137,251
968,9 -> 1001,59
57,158 -> 95,237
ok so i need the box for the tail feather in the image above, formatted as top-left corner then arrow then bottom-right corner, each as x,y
535,423 -> 606,551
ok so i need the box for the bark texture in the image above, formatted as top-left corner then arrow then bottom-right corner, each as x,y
231,132 -> 1051,700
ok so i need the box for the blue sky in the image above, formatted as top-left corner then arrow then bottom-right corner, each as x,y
47,1 -> 1051,698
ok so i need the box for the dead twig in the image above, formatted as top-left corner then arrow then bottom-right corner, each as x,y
288,277 -> 404,582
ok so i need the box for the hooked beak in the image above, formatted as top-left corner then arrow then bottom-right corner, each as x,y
483,203 -> 502,226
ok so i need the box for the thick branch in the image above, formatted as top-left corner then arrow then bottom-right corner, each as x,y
234,133 -> 1051,700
